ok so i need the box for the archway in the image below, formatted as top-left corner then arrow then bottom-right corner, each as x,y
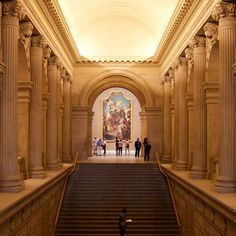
72,70 -> 162,160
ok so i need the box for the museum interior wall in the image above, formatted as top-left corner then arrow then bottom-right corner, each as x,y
0,0 -> 236,236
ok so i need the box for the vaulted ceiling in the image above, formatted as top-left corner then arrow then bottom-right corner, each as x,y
57,0 -> 179,61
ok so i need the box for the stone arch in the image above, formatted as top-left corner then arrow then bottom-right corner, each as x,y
79,69 -> 155,110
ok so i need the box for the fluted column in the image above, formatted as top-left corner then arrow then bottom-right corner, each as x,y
87,111 -> 93,158
212,1 -> 236,192
62,73 -> 72,162
189,36 -> 207,179
46,56 -> 61,169
29,35 -> 46,178
171,61 -> 179,167
58,67 -> 65,163
162,75 -> 171,163
176,57 -> 188,170
0,1 -> 25,192
42,45 -> 51,169
169,70 -> 175,165
185,47 -> 194,170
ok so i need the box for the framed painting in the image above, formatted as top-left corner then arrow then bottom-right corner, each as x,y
103,91 -> 131,141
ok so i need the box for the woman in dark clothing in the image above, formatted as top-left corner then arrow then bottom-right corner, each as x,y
143,137 -> 151,161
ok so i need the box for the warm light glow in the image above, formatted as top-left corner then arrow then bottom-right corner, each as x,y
57,0 -> 179,60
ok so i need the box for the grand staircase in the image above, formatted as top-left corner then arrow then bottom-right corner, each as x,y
55,162 -> 180,236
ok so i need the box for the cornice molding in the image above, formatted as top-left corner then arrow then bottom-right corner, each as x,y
21,0 -> 77,73
160,0 -> 219,76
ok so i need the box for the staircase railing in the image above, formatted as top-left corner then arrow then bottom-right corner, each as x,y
53,152 -> 78,233
155,151 -> 180,228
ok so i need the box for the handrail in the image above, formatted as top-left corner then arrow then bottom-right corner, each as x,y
155,151 -> 180,227
53,152 -> 78,233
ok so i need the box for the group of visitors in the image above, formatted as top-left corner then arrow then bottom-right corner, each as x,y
115,138 -> 130,156
92,136 -> 151,161
135,137 -> 152,161
92,137 -> 107,156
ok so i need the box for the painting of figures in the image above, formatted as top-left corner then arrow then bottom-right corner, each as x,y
103,91 -> 131,141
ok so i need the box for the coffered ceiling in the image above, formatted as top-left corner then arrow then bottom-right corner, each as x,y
57,0 -> 179,61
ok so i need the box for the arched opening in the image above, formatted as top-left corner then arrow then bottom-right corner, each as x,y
72,70 -> 161,160
92,87 -> 141,156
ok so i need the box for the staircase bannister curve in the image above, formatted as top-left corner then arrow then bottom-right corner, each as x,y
155,151 -> 180,228
53,152 -> 78,234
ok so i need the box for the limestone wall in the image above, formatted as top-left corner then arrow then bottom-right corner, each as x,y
0,166 -> 72,236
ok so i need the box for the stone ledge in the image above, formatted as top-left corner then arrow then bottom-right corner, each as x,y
161,164 -> 236,223
0,164 -> 73,224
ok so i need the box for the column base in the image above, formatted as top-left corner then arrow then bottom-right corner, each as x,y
46,162 -> 62,170
215,176 -> 236,193
161,155 -> 172,163
175,160 -> 188,170
0,176 -> 24,192
62,154 -> 72,163
189,168 -> 206,179
30,167 -> 46,179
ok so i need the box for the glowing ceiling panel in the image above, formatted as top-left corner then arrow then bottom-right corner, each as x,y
57,0 -> 179,60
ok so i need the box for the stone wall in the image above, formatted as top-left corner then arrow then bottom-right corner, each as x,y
162,165 -> 236,236
0,166 -> 72,236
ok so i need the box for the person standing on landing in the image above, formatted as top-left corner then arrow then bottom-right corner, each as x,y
143,137 -> 151,161
134,138 -> 141,157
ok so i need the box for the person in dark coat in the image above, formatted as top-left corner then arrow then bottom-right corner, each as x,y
143,137 -> 151,161
119,208 -> 127,236
134,138 -> 142,157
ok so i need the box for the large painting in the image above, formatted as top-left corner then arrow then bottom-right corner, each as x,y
103,91 -> 131,141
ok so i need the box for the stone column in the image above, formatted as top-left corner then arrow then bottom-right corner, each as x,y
18,21 -> 34,179
62,73 -> 72,162
212,1 -> 236,192
46,56 -> 61,169
176,57 -> 188,170
204,22 -> 220,179
162,75 -> 171,163
171,60 -> 179,167
29,35 -> 46,178
169,70 -> 175,164
58,67 -> 65,163
139,111 -> 147,157
42,45 -> 51,169
144,107 -> 162,161
185,47 -> 194,170
0,1 -> 25,192
189,36 -> 207,179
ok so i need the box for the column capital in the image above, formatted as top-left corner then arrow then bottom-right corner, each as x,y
63,73 -> 71,83
60,67 -> 67,79
48,55 -> 59,65
212,2 -> 236,21
188,36 -> 206,49
204,22 -> 218,69
2,0 -> 25,20
31,35 -> 44,48
19,22 -> 33,69
43,46 -> 51,60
